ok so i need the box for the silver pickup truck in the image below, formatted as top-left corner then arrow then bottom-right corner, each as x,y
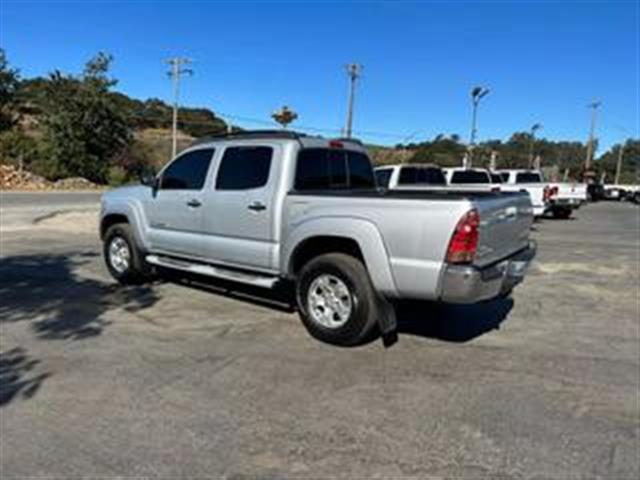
100,131 -> 536,345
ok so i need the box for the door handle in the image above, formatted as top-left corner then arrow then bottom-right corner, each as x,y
248,201 -> 266,212
186,199 -> 202,208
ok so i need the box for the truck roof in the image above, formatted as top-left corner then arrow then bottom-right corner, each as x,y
190,129 -> 367,153
496,169 -> 542,174
374,163 -> 442,170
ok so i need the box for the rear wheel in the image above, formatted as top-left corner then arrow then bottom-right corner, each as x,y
103,223 -> 151,284
296,253 -> 378,346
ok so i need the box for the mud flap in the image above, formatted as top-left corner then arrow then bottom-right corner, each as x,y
376,295 -> 398,348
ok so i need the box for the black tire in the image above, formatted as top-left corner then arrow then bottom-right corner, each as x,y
103,223 -> 151,285
296,253 -> 378,346
552,207 -> 572,219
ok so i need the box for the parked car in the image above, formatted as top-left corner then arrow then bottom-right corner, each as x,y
442,167 -> 501,192
100,131 -> 536,346
603,185 -> 625,201
495,169 -> 548,218
374,164 -> 447,190
546,181 -> 587,218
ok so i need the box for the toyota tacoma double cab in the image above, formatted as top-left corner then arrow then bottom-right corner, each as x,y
100,131 -> 536,346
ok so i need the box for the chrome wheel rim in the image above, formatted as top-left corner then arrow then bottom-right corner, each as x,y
307,274 -> 353,329
108,236 -> 131,274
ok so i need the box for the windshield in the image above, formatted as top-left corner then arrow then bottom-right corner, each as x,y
375,169 -> 393,188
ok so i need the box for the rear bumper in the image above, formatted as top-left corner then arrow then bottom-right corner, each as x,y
550,197 -> 583,209
439,243 -> 536,304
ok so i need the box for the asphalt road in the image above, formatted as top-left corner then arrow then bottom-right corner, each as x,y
0,191 -> 101,231
0,201 -> 638,478
0,191 -> 102,208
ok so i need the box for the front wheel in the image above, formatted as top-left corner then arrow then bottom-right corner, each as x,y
296,253 -> 378,346
103,223 -> 151,285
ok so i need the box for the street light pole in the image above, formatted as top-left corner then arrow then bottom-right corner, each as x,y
468,86 -> 490,167
528,123 -> 542,169
584,101 -> 601,172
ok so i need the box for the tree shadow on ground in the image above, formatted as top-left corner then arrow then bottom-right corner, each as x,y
0,252 -> 160,406
395,297 -> 514,343
0,347 -> 50,407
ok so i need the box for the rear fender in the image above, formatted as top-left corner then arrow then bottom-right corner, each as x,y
282,217 -> 399,298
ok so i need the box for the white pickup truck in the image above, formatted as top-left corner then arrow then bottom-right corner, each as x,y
496,169 -> 548,218
100,131 -> 536,346
546,181 -> 587,218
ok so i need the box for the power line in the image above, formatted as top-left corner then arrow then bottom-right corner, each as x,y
165,57 -> 193,158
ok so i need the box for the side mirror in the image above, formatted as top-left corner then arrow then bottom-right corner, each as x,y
140,167 -> 156,187
140,167 -> 159,197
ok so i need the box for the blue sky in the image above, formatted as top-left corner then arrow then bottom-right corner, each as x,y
1,0 -> 638,151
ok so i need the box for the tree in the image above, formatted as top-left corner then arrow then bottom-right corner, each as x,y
598,139 -> 640,184
0,48 -> 20,131
38,52 -> 132,183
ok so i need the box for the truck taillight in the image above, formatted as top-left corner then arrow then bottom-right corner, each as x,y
543,185 -> 558,201
446,209 -> 479,264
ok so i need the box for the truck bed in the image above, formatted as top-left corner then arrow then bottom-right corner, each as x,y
283,189 -> 533,300
288,188 -> 523,201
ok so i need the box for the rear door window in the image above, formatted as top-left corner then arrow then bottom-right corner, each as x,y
160,148 -> 214,190
216,146 -> 273,190
450,170 -> 490,184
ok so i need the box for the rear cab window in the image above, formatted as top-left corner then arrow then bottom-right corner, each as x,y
515,172 -> 543,183
398,167 -> 446,186
295,148 -> 376,191
450,170 -> 490,184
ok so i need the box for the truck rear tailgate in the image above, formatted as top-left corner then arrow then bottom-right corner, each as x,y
473,192 -> 533,267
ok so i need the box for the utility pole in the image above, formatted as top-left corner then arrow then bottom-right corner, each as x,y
468,86 -> 490,167
614,142 -> 625,185
584,101 -> 601,172
344,63 -> 362,138
165,57 -> 193,158
528,123 -> 542,169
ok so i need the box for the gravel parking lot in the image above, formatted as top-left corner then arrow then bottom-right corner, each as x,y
1,196 -> 638,479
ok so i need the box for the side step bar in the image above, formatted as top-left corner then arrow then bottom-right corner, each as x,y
146,254 -> 279,289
